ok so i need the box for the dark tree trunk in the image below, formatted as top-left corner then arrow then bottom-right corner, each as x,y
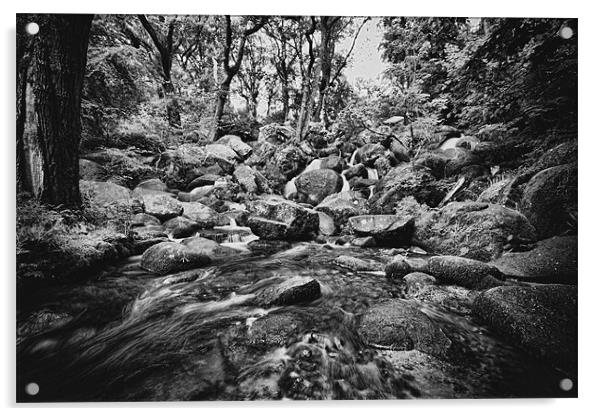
281,82 -> 289,122
16,15 -> 32,194
32,14 -> 93,208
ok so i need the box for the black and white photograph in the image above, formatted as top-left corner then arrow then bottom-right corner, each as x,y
13,6 -> 582,405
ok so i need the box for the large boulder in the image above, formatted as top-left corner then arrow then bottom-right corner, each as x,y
472,285 -> 577,375
217,134 -> 252,159
348,215 -> 414,247
80,180 -> 132,207
140,242 -> 211,275
139,193 -> 183,221
519,163 -> 577,239
204,143 -> 240,165
246,196 -> 319,240
294,169 -> 343,205
79,159 -> 106,181
315,191 -> 370,229
180,202 -> 220,228
370,165 -> 448,212
262,145 -> 308,190
427,256 -> 505,290
136,178 -> 168,192
358,300 -> 451,358
403,202 -> 537,262
234,165 -> 259,194
491,236 -> 577,284
320,155 -> 346,172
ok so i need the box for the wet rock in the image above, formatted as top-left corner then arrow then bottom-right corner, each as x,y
411,285 -> 474,315
131,225 -> 167,240
348,215 -> 414,246
371,165 -> 447,211
180,202 -> 219,228
180,237 -> 239,261
389,139 -> 411,163
315,191 -> 370,229
132,237 -> 169,255
136,178 -> 168,192
247,196 -> 319,240
255,276 -> 321,307
413,152 -> 449,180
264,145 -> 308,189
163,216 -> 201,238
317,212 -> 336,236
80,180 -> 132,206
130,213 -> 161,226
189,185 -> 214,201
247,240 -> 292,255
218,134 -> 252,159
140,241 -> 211,274
187,174 -> 221,190
401,272 -> 437,295
294,169 -> 343,205
358,299 -> 451,357
385,255 -> 413,279
140,193 -> 183,221
519,163 -> 577,239
472,284 -> 577,375
410,202 -> 537,262
427,256 -> 505,290
351,236 -> 376,248
334,255 -> 382,272
491,235 -> 577,284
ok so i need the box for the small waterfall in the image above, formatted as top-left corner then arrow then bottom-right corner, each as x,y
341,174 -> 350,192
284,179 -> 297,199
368,185 -> 376,199
302,159 -> 323,174
229,217 -> 237,227
349,149 -> 359,166
366,167 -> 379,181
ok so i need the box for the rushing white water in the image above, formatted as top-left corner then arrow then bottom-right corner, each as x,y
341,174 -> 350,192
302,159 -> 323,174
349,149 -> 359,166
439,137 -> 462,151
284,179 -> 297,199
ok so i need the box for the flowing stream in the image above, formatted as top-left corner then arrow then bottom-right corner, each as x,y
17,242 -> 571,401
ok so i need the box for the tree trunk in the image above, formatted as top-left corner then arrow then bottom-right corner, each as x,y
16,15 -> 32,194
32,14 -> 93,208
213,78 -> 231,139
281,82 -> 289,122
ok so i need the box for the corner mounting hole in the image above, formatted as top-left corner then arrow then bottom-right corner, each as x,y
559,26 -> 573,39
25,22 -> 39,36
25,382 -> 39,396
559,378 -> 573,391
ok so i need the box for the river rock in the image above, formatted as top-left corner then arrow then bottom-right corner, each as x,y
205,143 -> 240,165
472,284 -> 577,375
385,255 -> 413,279
140,193 -> 183,221
136,178 -> 168,192
519,163 -> 577,239
247,196 -> 319,240
180,202 -> 219,228
180,237 -> 239,261
406,201 -> 537,262
320,155 -> 346,172
131,225 -> 168,240
294,169 -> 343,205
358,299 -> 451,357
491,235 -> 577,284
427,256 -> 505,290
234,165 -> 259,194
402,272 -> 437,295
141,241 -> 211,275
351,236 -> 376,248
163,216 -> 201,238
344,164 -> 367,180
255,276 -> 321,307
348,215 -> 414,246
131,213 -> 161,226
258,123 -> 295,144
334,255 -> 383,272
317,212 -> 336,236
315,191 -> 370,229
